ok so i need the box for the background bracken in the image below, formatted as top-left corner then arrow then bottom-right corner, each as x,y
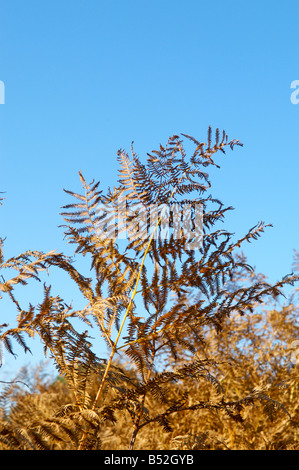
0,130 -> 298,450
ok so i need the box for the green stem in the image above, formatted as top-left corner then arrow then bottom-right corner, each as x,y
78,151 -> 199,449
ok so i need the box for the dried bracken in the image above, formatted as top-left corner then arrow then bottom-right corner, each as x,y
0,129 -> 298,450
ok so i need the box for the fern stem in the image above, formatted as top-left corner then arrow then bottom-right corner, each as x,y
79,151 -> 199,449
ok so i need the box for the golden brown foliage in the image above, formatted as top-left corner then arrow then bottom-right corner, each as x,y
0,130 -> 298,450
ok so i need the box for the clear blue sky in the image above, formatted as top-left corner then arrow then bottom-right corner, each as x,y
0,0 -> 299,378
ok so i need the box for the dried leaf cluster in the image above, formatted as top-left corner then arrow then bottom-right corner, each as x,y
0,130 -> 298,450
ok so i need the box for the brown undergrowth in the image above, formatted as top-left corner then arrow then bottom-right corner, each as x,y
0,130 -> 298,449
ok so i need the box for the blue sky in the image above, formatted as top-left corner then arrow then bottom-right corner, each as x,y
0,0 -> 299,379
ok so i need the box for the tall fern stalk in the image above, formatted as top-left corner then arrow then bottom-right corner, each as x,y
1,129 -> 298,450
79,148 -> 202,449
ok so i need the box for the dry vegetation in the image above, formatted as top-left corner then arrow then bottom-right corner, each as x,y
0,129 -> 298,450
